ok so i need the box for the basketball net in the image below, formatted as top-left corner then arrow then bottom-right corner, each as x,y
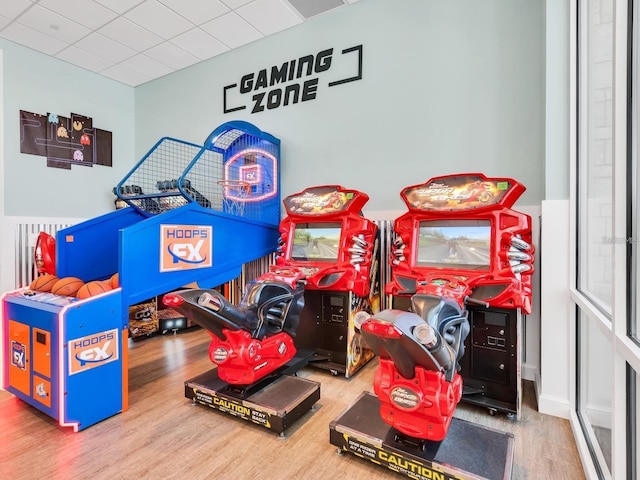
218,180 -> 249,216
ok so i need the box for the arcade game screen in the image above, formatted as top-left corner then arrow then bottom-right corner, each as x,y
416,220 -> 492,270
291,222 -> 342,262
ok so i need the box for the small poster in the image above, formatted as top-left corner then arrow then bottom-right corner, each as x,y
20,109 -> 113,170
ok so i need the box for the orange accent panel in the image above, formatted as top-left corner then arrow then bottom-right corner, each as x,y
32,328 -> 51,378
122,328 -> 129,412
32,375 -> 51,408
8,320 -> 30,396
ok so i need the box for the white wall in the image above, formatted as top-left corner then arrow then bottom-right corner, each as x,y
538,199 -> 571,418
135,0 -> 546,212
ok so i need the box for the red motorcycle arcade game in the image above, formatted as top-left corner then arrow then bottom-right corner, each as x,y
386,173 -> 534,420
330,173 -> 532,480
163,271 -> 320,436
274,185 -> 379,378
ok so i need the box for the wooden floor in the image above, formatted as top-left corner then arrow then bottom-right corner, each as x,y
0,328 -> 584,480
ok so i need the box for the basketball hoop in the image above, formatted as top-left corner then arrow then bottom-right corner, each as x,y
217,180 -> 250,216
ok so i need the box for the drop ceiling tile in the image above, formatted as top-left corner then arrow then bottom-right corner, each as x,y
0,22 -> 67,55
171,28 -> 229,60
99,17 -> 163,51
237,0 -> 302,36
220,0 -> 254,9
145,41 -> 200,70
201,12 -> 262,49
38,0 -> 118,30
0,0 -> 32,20
124,0 -> 194,40
17,5 -> 91,44
0,15 -> 11,30
93,0 -> 146,15
121,53 -> 174,77
75,32 -> 137,62
101,63 -> 151,86
158,0 -> 229,26
286,0 -> 344,19
55,45 -> 114,72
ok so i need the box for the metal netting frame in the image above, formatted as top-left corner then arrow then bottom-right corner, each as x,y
114,121 -> 280,224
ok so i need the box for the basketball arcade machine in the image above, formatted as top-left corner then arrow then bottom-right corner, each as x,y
274,185 -> 379,378
1,121 -> 282,431
329,173 -> 533,480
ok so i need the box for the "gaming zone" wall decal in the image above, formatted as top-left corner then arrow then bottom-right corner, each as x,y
20,110 -> 113,170
223,44 -> 363,115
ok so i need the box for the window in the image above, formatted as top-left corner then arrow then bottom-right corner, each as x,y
572,1 -> 640,478
577,310 -> 612,476
577,0 -> 614,314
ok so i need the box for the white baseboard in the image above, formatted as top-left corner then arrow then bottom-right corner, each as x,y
522,362 -> 537,382
538,392 -> 571,419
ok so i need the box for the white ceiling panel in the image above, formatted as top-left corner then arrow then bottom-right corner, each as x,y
201,12 -> 263,49
0,0 -> 365,86
158,0 -> 229,26
0,0 -> 33,20
171,28 -> 229,61
0,15 -> 11,30
1,22 -> 67,55
17,5 -> 91,44
93,0 -> 145,15
39,0 -> 118,30
76,32 -> 137,62
144,41 -> 200,70
98,17 -> 163,51
101,63 -> 151,86
120,53 -> 174,77
55,45 -> 114,72
220,0 -> 254,9
237,0 -> 302,36
124,0 -> 193,40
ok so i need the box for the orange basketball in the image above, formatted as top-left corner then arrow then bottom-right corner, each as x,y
110,272 -> 119,289
51,277 -> 85,296
76,280 -> 112,299
30,274 -> 59,292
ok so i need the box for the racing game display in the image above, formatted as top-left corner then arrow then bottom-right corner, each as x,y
291,222 -> 342,262
416,220 -> 491,270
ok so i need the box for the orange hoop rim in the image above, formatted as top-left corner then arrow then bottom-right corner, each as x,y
217,179 -> 250,190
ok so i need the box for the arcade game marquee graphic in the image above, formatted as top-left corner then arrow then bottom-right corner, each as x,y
20,110 -> 112,170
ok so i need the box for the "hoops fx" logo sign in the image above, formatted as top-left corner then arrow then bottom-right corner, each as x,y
69,329 -> 119,375
160,225 -> 213,272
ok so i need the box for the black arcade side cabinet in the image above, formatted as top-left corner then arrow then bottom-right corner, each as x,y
273,186 -> 380,377
386,173 -> 534,419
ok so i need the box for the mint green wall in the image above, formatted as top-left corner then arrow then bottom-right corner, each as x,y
2,0 -> 551,218
135,0 -> 546,212
1,39 -> 135,218
545,0 -> 570,200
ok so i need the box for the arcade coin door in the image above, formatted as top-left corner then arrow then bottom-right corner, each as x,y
272,185 -> 380,377
386,173 -> 534,418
